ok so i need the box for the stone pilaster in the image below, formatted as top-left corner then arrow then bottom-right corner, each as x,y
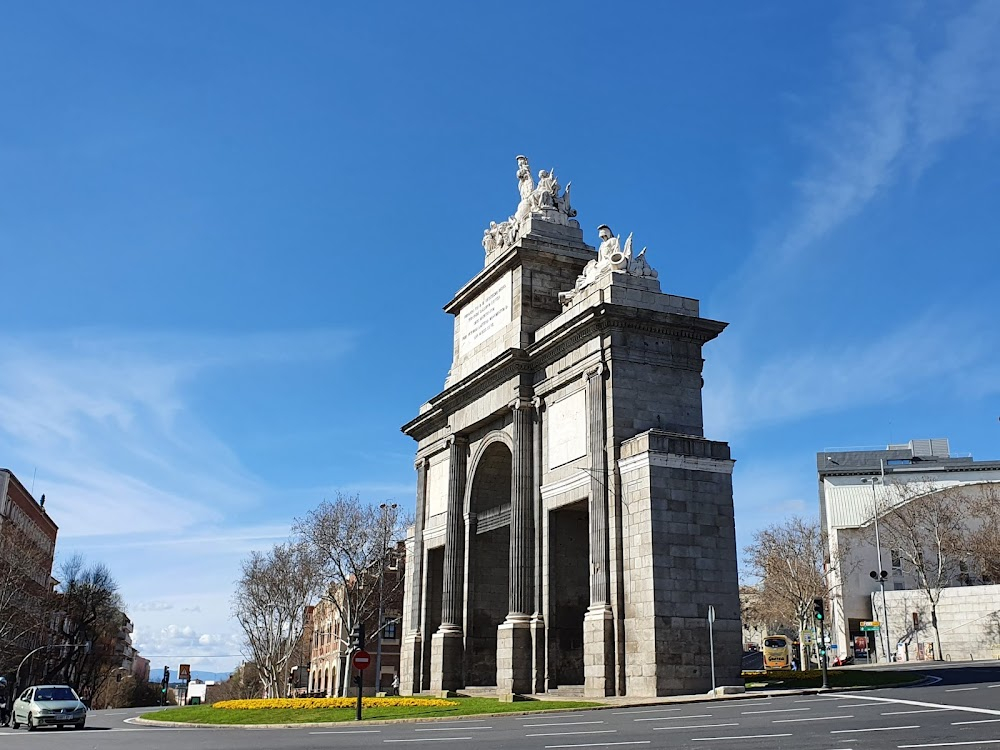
584,365 -> 615,697
497,399 -> 534,696
431,436 -> 467,692
530,396 -> 546,693
400,459 -> 427,695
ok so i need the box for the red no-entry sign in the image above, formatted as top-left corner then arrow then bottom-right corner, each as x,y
352,649 -> 371,670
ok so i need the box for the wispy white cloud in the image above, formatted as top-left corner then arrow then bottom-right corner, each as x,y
729,1 -> 1000,296
0,328 -> 356,671
705,311 -> 998,438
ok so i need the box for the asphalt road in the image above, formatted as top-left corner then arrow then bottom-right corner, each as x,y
1,662 -> 998,750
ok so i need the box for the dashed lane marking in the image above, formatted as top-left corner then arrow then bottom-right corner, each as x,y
742,708 -> 810,714
543,742 -> 650,748
691,733 -> 792,741
652,723 -> 739,731
523,721 -> 605,727
773,715 -> 854,723
830,725 -> 920,734
526,730 -> 618,737
835,694 -> 1000,717
634,714 -> 712,722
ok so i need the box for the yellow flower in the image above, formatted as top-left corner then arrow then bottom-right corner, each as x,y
213,697 -> 459,711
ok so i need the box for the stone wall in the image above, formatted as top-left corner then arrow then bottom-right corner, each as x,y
880,584 -> 1000,661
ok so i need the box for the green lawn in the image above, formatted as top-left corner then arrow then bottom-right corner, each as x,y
745,669 -> 924,689
141,697 -> 602,725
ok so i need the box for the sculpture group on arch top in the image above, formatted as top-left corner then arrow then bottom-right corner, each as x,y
482,154 -> 659,306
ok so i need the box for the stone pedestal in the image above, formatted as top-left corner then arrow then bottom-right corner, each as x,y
429,628 -> 464,692
399,632 -> 422,695
583,605 -> 615,698
496,617 -> 532,695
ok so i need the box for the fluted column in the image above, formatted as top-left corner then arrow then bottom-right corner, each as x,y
400,458 -> 428,694
583,364 -> 615,697
587,366 -> 610,606
431,436 -> 467,693
441,436 -> 468,629
497,398 -> 535,696
508,398 -> 534,618
409,460 -> 428,631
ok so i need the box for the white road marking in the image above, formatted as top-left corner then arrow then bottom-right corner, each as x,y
692,733 -> 792,741
945,688 -> 978,692
837,694 -> 1000,717
543,742 -> 650,749
652,723 -> 739,730
899,741 -> 1000,748
773,714 -> 854,723
527,730 -> 618,737
414,726 -> 492,732
881,709 -> 954,716
612,708 -> 683,715
742,707 -> 810,715
524,721 -> 605,727
836,703 -> 885,709
831,725 -> 920,734
989,684 -> 1000,688
951,718 -> 1000,725
634,714 -> 712,722
313,730 -> 383,734
384,738 -> 473,743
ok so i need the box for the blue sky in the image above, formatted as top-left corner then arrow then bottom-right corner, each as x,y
1,1 -> 998,672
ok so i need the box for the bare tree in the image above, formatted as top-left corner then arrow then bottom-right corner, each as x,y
964,483 -> 1000,582
744,516 -> 848,665
233,541 -> 323,698
44,556 -> 125,696
294,494 -> 408,696
0,523 -> 53,676
877,482 -> 968,660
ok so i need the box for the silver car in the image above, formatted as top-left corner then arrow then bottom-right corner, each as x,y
11,685 -> 87,730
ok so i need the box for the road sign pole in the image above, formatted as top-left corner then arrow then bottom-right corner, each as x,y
356,670 -> 362,721
708,605 -> 716,695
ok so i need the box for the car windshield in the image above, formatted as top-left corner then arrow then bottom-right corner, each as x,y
34,687 -> 78,702
763,638 -> 787,648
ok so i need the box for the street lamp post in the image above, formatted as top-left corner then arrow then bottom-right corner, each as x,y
373,502 -> 397,693
863,476 -> 893,663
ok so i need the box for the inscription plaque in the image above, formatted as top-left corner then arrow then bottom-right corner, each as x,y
458,271 -> 512,357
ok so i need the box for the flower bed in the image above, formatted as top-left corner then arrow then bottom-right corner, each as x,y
214,697 -> 459,711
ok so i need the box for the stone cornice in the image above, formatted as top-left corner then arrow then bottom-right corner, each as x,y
618,451 -> 735,476
402,349 -> 532,440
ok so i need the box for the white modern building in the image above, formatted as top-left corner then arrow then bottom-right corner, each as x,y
818,438 -> 1000,662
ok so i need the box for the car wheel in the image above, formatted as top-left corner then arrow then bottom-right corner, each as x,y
74,721 -> 85,730
26,713 -> 35,731
11,717 -> 20,730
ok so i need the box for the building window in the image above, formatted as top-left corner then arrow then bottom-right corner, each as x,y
383,618 -> 398,640
891,549 -> 903,577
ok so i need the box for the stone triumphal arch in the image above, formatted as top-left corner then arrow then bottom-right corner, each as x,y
399,156 -> 742,698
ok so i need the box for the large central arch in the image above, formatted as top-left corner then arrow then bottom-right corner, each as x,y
465,438 -> 512,686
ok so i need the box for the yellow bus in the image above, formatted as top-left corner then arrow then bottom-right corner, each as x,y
762,634 -> 793,670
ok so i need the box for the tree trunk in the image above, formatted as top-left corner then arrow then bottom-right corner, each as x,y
931,605 -> 943,660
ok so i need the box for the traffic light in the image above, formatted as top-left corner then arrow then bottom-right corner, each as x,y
350,624 -> 366,650
162,666 -> 170,685
813,598 -> 825,621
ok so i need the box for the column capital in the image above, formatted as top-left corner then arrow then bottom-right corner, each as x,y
531,395 -> 545,411
509,397 -> 535,413
584,362 -> 606,381
446,434 -> 469,449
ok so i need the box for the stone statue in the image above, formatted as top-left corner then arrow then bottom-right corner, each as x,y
483,155 -> 580,258
559,224 -> 660,305
597,224 -> 620,263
